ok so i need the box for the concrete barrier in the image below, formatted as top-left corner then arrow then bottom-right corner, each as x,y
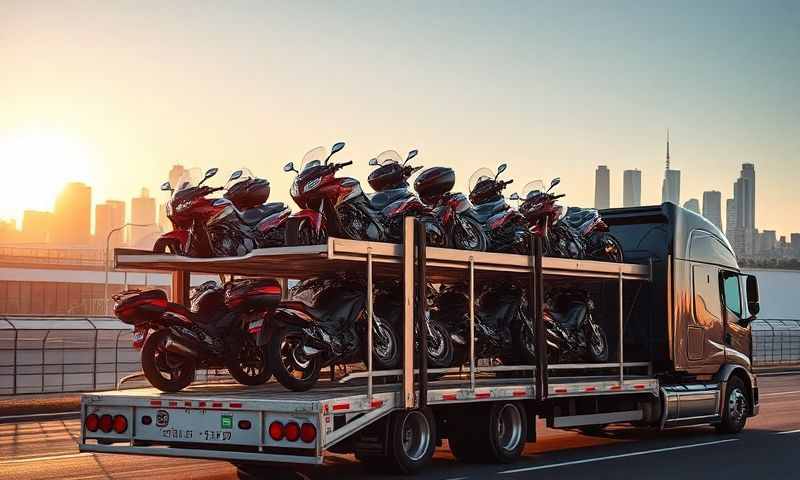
1,316 -> 799,395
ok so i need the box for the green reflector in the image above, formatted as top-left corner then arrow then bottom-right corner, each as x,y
221,415 -> 233,429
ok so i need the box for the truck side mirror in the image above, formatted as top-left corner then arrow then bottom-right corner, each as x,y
746,274 -> 760,316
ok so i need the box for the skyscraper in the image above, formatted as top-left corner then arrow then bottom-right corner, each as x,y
52,182 -> 92,245
622,169 -> 641,207
732,163 -> 757,255
95,200 -> 126,249
725,198 -> 736,240
594,165 -> 610,209
21,210 -> 52,243
131,188 -> 157,248
661,130 -> 680,204
683,198 -> 700,214
702,191 -> 722,230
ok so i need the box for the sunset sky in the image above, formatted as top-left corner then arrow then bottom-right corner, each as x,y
1,0 -> 798,236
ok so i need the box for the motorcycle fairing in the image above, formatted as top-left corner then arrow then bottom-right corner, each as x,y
155,229 -> 190,251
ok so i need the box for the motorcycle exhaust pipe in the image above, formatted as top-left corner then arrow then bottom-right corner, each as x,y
164,336 -> 199,358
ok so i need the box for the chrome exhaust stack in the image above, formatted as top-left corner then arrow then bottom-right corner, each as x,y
164,336 -> 199,358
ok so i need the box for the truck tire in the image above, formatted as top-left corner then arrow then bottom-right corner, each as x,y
716,376 -> 749,434
448,402 -> 527,464
380,408 -> 437,474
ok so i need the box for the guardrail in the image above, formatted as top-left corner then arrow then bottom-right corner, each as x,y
1,316 -> 799,396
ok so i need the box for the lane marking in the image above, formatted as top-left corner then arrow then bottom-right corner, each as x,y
761,390 -> 800,398
499,439 -> 739,474
0,452 -> 90,465
777,429 -> 800,435
757,371 -> 800,377
0,411 -> 80,421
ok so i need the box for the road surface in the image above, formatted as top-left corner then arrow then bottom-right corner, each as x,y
2,373 -> 799,479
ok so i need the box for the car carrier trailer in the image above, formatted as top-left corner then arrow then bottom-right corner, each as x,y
79,206 -> 760,475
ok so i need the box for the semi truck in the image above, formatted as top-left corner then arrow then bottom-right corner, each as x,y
78,204 -> 760,476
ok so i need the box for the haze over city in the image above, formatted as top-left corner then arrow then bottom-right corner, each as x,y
1,0 -> 798,238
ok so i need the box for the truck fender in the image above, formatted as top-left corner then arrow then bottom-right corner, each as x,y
713,364 -> 758,416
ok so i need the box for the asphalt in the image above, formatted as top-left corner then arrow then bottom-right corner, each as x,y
2,373 -> 799,480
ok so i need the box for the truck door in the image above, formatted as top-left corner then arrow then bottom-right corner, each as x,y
720,271 -> 752,362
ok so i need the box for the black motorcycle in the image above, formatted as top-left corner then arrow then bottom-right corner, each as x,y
263,273 -> 401,392
414,166 -> 488,251
113,278 -> 281,392
544,289 -> 609,363
467,164 -> 530,254
283,142 -> 445,247
432,282 -> 536,367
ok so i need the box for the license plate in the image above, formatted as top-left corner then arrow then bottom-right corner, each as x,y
135,408 -> 260,445
248,319 -> 264,334
132,327 -> 148,349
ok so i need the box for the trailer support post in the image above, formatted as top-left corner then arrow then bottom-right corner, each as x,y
366,247 -> 373,405
172,271 -> 190,305
468,256 -> 476,392
532,236 -> 546,401
402,217 -> 415,408
416,220 -> 428,407
618,269 -> 624,386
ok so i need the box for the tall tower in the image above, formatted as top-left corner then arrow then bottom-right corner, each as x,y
623,169 -> 642,207
702,190 -> 722,230
661,129 -> 681,204
594,165 -> 610,210
131,188 -> 157,248
52,182 -> 92,245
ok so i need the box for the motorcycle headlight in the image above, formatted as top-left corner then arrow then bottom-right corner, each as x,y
175,199 -> 194,213
290,181 -> 300,197
303,177 -> 322,193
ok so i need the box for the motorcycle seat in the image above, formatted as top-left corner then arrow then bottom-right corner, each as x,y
549,302 -> 586,330
562,207 -> 598,231
240,202 -> 287,225
473,199 -> 508,223
367,188 -> 413,211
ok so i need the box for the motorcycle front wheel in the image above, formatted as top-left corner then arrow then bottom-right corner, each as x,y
587,232 -> 623,263
296,219 -> 328,246
425,318 -> 455,369
453,216 -> 488,251
141,329 -> 196,392
225,331 -> 272,386
586,321 -> 609,362
268,328 -> 320,391
366,320 -> 401,370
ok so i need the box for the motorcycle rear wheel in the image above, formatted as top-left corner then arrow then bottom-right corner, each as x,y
141,329 -> 196,392
268,328 -> 320,391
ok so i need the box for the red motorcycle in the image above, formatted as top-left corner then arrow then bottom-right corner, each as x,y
282,142 -> 444,246
154,168 -> 290,257
112,278 -> 282,392
513,178 -> 622,262
467,164 -> 529,253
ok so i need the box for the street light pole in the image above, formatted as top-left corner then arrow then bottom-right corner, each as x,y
104,222 -> 154,315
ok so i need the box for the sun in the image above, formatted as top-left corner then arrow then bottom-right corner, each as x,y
0,129 -> 94,224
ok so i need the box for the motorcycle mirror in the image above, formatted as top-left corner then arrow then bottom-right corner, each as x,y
229,170 -> 243,181
495,163 -> 508,179
368,158 -> 379,166
548,177 -> 561,192
325,141 -> 346,164
405,149 -> 418,165
509,192 -> 520,201
198,167 -> 219,186
283,162 -> 297,173
160,181 -> 173,192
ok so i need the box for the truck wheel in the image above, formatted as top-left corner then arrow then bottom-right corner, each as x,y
386,408 -> 437,474
449,402 -> 527,464
716,376 -> 749,434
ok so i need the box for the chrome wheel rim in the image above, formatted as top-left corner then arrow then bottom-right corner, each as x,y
427,323 -> 446,359
496,404 -> 523,452
281,335 -> 311,379
728,388 -> 747,425
373,323 -> 394,361
589,324 -> 605,357
401,411 -> 431,462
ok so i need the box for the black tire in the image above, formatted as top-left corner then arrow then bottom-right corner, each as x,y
425,318 -> 455,369
297,219 -> 328,246
716,376 -> 749,434
588,232 -> 623,262
225,332 -> 272,386
448,402 -> 527,464
586,320 -> 609,362
268,328 -> 320,392
366,319 -> 401,370
141,329 -> 196,393
453,216 -> 488,251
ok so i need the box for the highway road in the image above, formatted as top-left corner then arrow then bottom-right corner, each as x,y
2,372 -> 799,480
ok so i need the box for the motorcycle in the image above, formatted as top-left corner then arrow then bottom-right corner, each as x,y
467,164 -> 530,253
432,282 -> 536,367
263,273 -> 401,392
154,168 -> 290,257
413,166 -> 488,251
513,178 -> 622,262
282,142 -> 445,246
112,278 -> 282,392
544,289 -> 609,363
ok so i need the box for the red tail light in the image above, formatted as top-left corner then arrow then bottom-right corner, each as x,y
113,415 -> 128,433
86,414 -> 99,432
300,423 -> 316,443
99,414 -> 113,433
269,421 -> 284,441
284,422 -> 300,442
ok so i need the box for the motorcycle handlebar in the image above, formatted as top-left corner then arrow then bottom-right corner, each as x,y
337,160 -> 354,169
554,193 -> 566,199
